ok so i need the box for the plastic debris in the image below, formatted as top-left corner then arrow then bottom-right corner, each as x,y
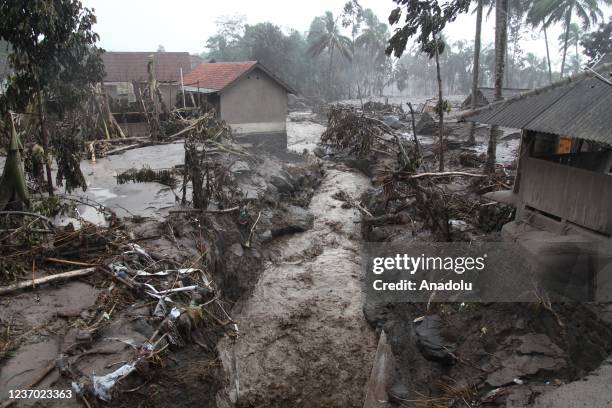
93,362 -> 137,401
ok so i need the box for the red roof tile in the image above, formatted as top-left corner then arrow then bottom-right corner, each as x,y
181,61 -> 258,91
102,52 -> 192,83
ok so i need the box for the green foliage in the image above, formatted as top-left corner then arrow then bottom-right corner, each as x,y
435,99 -> 452,115
527,0 -> 611,76
0,0 -> 105,196
581,16 -> 612,63
116,166 -> 176,186
386,0 -> 471,58
0,0 -> 105,114
32,194 -> 68,217
308,11 -> 353,61
0,114 -> 29,210
52,122 -> 87,193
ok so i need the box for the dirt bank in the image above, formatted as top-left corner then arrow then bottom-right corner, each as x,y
216,164 -> 377,407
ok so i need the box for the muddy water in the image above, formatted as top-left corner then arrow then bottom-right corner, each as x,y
76,142 -> 185,220
217,165 -> 377,407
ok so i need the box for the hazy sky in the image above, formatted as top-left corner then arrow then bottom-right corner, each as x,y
82,0 -> 609,68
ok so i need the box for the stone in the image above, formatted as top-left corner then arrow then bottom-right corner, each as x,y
230,243 -> 244,257
414,314 -> 456,365
415,112 -> 437,135
270,205 -> 314,237
486,354 -> 566,386
383,115 -> 403,130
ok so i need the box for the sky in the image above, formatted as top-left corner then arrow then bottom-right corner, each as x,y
82,0 -> 610,68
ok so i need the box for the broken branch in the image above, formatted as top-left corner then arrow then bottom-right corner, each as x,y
0,267 -> 97,296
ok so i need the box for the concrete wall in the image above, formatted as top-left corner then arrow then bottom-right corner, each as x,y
219,67 -> 287,136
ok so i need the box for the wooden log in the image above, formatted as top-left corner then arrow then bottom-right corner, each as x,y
0,267 -> 97,296
363,331 -> 395,408
408,171 -> 486,179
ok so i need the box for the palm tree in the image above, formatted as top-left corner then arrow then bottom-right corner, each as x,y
468,0 -> 483,145
528,0 -> 609,78
559,23 -> 584,73
356,9 -> 389,96
485,0 -> 508,174
308,11 -> 353,99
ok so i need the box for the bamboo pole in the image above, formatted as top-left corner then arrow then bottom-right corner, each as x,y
0,267 -> 97,296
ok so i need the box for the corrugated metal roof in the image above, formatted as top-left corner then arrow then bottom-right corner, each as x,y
593,53 -> 612,69
479,87 -> 530,102
465,64 -> 612,144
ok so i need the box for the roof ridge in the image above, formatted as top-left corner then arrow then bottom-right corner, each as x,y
460,62 -> 612,120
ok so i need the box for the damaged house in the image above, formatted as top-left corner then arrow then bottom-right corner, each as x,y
181,61 -> 296,149
464,63 -> 612,299
101,51 -> 193,135
461,87 -> 530,109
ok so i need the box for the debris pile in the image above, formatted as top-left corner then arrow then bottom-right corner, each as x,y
54,243 -> 235,403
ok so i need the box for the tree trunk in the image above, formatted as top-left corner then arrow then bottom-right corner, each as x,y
329,46 -> 335,100
434,38 -> 444,173
543,28 -> 553,83
37,90 -> 54,195
486,0 -> 508,174
468,0 -> 483,145
560,6 -> 573,78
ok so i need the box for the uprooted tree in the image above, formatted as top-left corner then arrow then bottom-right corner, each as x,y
322,105 -> 457,240
0,0 -> 105,199
182,112 -> 244,209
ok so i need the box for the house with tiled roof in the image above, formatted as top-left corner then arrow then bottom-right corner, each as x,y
181,61 -> 296,149
101,51 -> 192,108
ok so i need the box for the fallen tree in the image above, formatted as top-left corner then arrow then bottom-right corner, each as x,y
321,105 -> 485,241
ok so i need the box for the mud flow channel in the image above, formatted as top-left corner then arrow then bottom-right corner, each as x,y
217,165 -> 377,407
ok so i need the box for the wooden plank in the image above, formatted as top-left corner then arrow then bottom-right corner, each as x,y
363,331 -> 395,408
521,158 -> 612,235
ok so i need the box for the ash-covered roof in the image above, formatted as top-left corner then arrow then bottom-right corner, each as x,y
593,53 -> 612,69
102,52 -> 191,83
478,87 -> 530,102
181,61 -> 296,94
462,63 -> 612,145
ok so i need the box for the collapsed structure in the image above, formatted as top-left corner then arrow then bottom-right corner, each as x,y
101,51 -> 194,136
463,62 -> 612,299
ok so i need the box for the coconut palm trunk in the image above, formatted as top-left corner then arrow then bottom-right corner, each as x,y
486,0 -> 508,174
468,0 -> 483,145
434,38 -> 444,172
543,27 -> 553,83
560,4 -> 574,78
37,90 -> 54,195
329,46 -> 335,99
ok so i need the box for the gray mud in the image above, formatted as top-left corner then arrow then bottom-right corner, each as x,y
216,165 -> 377,407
